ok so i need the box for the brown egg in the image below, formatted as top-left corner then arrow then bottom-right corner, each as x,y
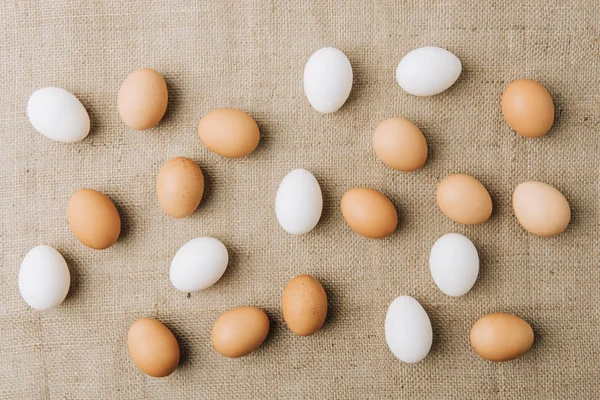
373,118 -> 428,172
118,68 -> 168,130
501,79 -> 554,138
211,306 -> 269,358
156,157 -> 204,218
127,318 -> 180,377
198,108 -> 260,158
67,189 -> 121,250
340,188 -> 398,239
513,181 -> 570,237
436,174 -> 492,225
282,275 -> 328,336
470,312 -> 534,362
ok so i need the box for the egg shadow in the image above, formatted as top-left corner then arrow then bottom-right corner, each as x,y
160,75 -> 182,126
252,119 -> 274,157
112,198 -> 133,244
342,51 -> 368,110
162,320 -> 192,369
421,303 -> 445,357
319,279 -> 341,332
192,163 -> 215,211
201,239 -> 239,290
314,175 -> 336,229
57,249 -> 82,304
256,310 -> 281,353
77,95 -> 99,143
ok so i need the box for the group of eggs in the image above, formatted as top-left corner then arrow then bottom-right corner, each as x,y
19,45 -> 567,376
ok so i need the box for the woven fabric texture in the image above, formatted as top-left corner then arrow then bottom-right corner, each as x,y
1,1 -> 599,399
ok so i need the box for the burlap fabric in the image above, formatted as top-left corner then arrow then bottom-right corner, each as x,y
1,1 -> 599,399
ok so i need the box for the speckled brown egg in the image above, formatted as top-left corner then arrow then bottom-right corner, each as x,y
340,188 -> 398,239
436,174 -> 492,225
512,181 -> 570,237
118,68 -> 168,130
198,108 -> 260,158
127,318 -> 180,377
373,118 -> 428,172
501,79 -> 554,138
67,188 -> 121,250
470,312 -> 534,362
156,157 -> 204,218
211,306 -> 269,358
282,275 -> 328,336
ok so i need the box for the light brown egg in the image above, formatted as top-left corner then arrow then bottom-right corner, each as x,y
501,79 -> 554,138
470,312 -> 534,362
198,108 -> 260,158
67,189 -> 121,250
340,188 -> 398,239
127,318 -> 180,377
156,157 -> 204,218
282,275 -> 328,336
372,118 -> 428,172
512,181 -> 570,237
436,174 -> 492,225
211,306 -> 269,358
118,68 -> 168,130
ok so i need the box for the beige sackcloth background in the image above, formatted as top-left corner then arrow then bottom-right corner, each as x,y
1,0 -> 599,399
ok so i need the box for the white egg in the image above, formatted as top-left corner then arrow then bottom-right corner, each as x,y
395,47 -> 462,96
275,168 -> 323,235
385,296 -> 432,363
429,233 -> 479,297
27,87 -> 90,143
303,47 -> 353,113
170,237 -> 228,293
18,245 -> 70,310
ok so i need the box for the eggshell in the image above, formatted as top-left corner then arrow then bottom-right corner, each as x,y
429,233 -> 479,297
373,118 -> 428,172
340,188 -> 397,239
385,296 -> 433,363
282,275 -> 327,336
156,157 -> 204,218
303,47 -> 353,113
512,181 -> 570,237
198,108 -> 260,158
275,169 -> 323,235
501,79 -> 554,138
67,189 -> 121,250
118,68 -> 168,130
18,245 -> 70,310
470,312 -> 534,362
27,87 -> 90,143
211,306 -> 270,358
170,237 -> 228,293
396,47 -> 462,96
127,318 -> 180,377
436,174 -> 492,225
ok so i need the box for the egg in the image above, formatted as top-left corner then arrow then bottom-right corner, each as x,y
512,181 -> 570,237
470,312 -> 534,362
501,79 -> 554,138
197,108 -> 260,158
156,157 -> 204,218
118,68 -> 168,130
396,47 -> 462,96
211,306 -> 270,358
303,47 -> 353,113
373,118 -> 428,172
340,188 -> 398,239
282,275 -> 328,336
127,318 -> 180,377
385,296 -> 433,363
18,245 -> 70,310
436,174 -> 492,225
170,237 -> 228,293
67,189 -> 121,250
275,169 -> 323,235
27,87 -> 90,143
429,233 -> 479,297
